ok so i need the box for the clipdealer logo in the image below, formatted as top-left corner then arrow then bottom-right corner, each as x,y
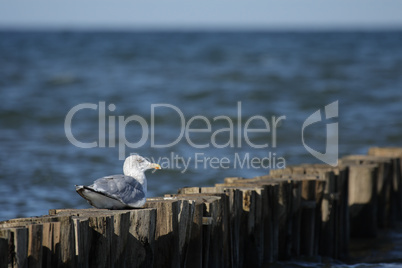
64,101 -> 339,171
302,101 -> 338,166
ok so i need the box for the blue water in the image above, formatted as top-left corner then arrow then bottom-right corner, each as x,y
0,31 -> 402,222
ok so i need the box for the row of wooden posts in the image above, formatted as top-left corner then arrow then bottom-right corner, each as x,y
1,147 -> 402,267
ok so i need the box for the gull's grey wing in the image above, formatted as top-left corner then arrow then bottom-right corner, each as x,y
76,185 -> 127,209
90,174 -> 145,206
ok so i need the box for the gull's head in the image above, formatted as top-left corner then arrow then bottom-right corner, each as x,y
123,154 -> 161,175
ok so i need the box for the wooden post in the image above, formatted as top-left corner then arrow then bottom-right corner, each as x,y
198,189 -> 231,268
11,227 -> 28,268
175,199 -> 194,268
183,199 -> 203,268
218,184 -> 265,266
217,179 -> 280,264
224,188 -> 243,268
368,147 -> 402,221
336,166 -> 350,260
342,155 -> 393,228
284,164 -> 350,259
267,183 -> 280,263
304,166 -> 338,258
276,180 -> 293,260
290,180 -> 302,257
270,168 -> 327,258
71,217 -> 90,268
144,198 -> 179,268
49,208 -> 157,268
204,194 -> 225,268
299,179 -> 317,256
57,215 -> 75,267
110,212 -> 130,268
176,190 -> 229,268
200,186 -> 246,268
127,209 -> 157,268
314,178 -> 326,257
172,191 -> 232,268
242,188 -> 263,265
347,164 -> 378,237
165,195 -> 206,268
87,215 -> 114,268
0,229 -> 10,268
6,215 -> 75,267
27,224 -> 43,268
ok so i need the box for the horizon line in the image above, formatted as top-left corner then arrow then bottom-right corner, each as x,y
1,24 -> 402,33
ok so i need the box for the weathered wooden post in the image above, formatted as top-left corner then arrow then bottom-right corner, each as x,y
269,169 -> 326,258
89,215 -> 114,267
216,181 -> 272,265
49,208 -> 157,268
71,217 -> 90,268
274,179 -> 294,260
305,167 -> 337,258
0,229 -> 10,268
143,198 -> 180,268
346,164 -> 378,237
10,227 -> 28,268
368,147 -> 402,221
173,191 -> 225,268
126,209 -> 157,268
336,166 -> 350,260
342,155 -> 393,228
299,178 -> 318,256
164,194 -> 205,268
202,189 -> 234,268
27,224 -> 43,268
41,220 -> 62,267
219,177 -> 283,263
221,188 -> 243,268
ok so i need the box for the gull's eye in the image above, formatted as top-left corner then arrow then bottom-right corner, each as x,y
137,159 -> 144,163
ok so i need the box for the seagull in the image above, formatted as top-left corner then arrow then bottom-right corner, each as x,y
75,155 -> 161,209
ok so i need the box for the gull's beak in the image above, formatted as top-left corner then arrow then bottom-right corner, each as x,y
151,163 -> 161,170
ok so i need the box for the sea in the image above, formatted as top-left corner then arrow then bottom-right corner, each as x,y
1,30 -> 402,266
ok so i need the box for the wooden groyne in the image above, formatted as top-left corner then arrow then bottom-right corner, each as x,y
1,147 -> 402,267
